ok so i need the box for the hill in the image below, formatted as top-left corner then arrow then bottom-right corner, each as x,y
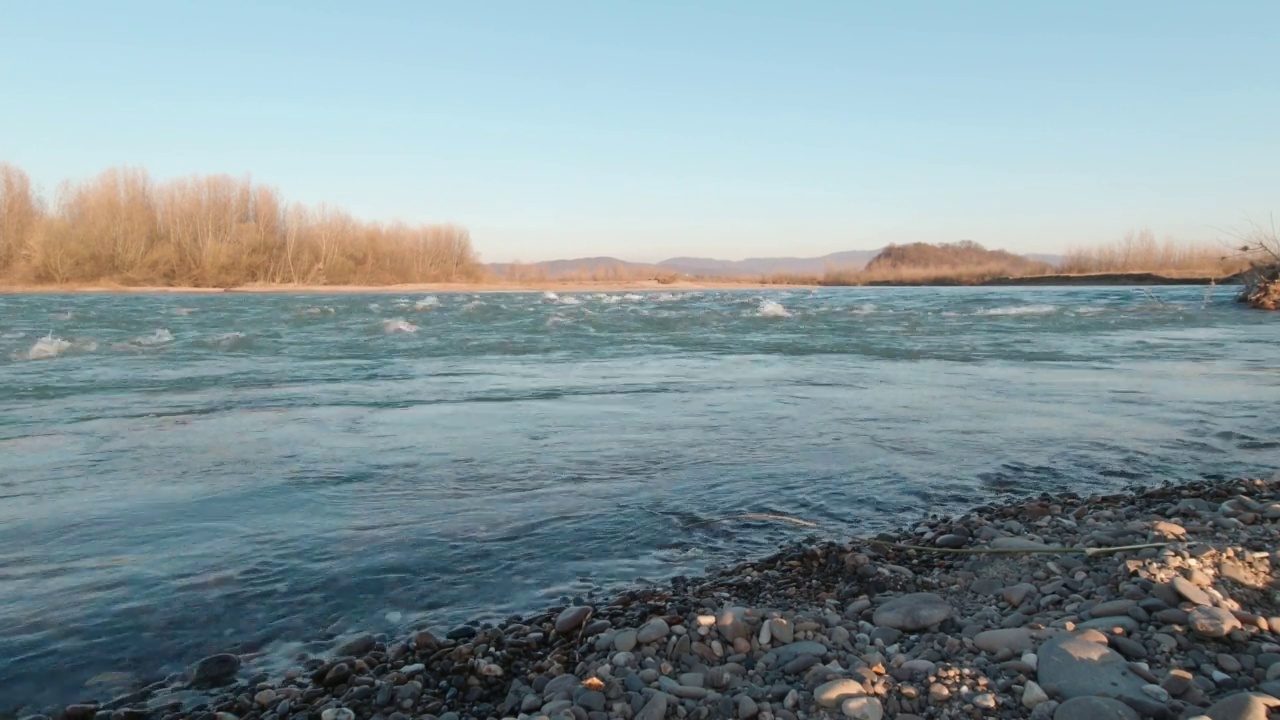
864,241 -> 1050,275
488,249 -> 882,280
656,249 -> 880,276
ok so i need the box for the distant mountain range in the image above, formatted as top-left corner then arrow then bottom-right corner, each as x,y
490,248 -> 1061,279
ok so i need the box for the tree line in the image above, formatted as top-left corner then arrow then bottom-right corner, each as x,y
0,163 -> 482,286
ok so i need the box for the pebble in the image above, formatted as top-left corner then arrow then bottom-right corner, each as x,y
1201,692 -> 1280,720
1037,634 -> 1150,707
555,606 -> 593,635
63,476 -> 1280,720
1172,576 -> 1213,606
1052,696 -> 1140,720
1022,680 -> 1049,709
637,617 -> 670,644
839,696 -> 882,720
974,627 -> 1036,654
191,654 -> 240,687
814,679 -> 867,707
332,632 -> 376,656
871,593 -> 952,631
1189,606 -> 1243,637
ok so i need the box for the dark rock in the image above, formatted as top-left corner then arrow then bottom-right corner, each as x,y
333,633 -> 377,657
446,626 -> 477,640
1109,636 -> 1147,660
555,606 -> 593,635
191,655 -> 240,688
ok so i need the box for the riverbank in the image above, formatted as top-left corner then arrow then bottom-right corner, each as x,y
22,474 -> 1280,720
0,271 -> 1253,294
0,280 -> 808,295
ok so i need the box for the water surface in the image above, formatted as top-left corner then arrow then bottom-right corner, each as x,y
1,286 -> 1277,710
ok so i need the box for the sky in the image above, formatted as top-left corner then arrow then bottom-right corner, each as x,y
2,1 -> 1278,263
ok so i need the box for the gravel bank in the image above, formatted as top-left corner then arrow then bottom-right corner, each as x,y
20,475 -> 1280,720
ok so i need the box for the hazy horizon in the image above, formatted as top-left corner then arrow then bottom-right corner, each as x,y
3,1 -> 1278,263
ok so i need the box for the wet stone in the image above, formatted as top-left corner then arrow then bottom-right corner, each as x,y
555,606 -> 593,635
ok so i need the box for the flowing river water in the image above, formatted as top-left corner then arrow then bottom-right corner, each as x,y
1,286 -> 1277,711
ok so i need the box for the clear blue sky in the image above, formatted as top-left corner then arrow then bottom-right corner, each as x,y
2,1 -> 1277,263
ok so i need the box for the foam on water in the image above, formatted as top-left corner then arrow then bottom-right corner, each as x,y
623,293 -> 644,302
132,329 -> 175,346
975,304 -> 1058,317
173,308 -> 197,316
368,303 -> 382,313
851,303 -> 877,315
542,291 -> 559,302
557,295 -> 582,305
756,300 -> 792,318
382,318 -> 418,334
21,333 -> 72,360
414,296 -> 441,311
210,332 -> 252,350
1,331 -> 24,340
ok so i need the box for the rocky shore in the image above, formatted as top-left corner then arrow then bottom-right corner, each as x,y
21,475 -> 1280,720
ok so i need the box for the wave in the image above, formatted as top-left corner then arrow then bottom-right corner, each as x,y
623,293 -> 644,302
414,296 -> 441,311
975,304 -> 1057,317
368,303 -> 382,313
462,300 -> 486,311
297,306 -> 336,316
209,332 -> 252,351
52,311 -> 74,321
173,308 -> 197,316
23,333 -> 72,360
133,329 -> 175,346
382,318 -> 418,334
1,331 -> 25,340
542,291 -> 560,302
756,300 -> 792,318
850,303 -> 876,315
557,295 -> 582,306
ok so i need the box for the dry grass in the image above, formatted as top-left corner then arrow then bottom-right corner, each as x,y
0,163 -> 482,287
1061,229 -> 1248,277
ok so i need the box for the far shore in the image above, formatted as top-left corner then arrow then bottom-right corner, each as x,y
0,271 -> 1246,295
0,279 -> 808,295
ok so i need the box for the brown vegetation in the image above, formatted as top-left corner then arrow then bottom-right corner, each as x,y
1233,222 -> 1280,310
1060,229 -> 1249,277
0,163 -> 482,287
762,241 -> 1050,286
